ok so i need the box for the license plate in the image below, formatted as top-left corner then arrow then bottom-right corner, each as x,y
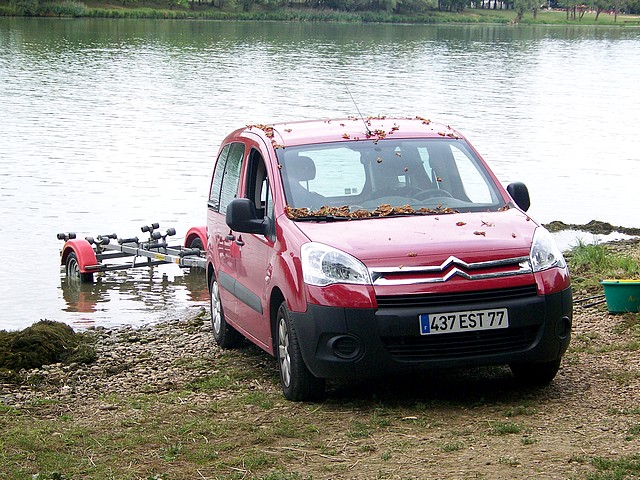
419,308 -> 508,335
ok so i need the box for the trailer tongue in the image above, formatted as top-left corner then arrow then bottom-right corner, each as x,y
58,223 -> 206,283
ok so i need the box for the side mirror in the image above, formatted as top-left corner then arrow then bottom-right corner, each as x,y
226,198 -> 269,235
506,182 -> 530,212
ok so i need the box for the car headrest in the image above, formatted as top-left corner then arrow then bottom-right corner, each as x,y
287,156 -> 316,182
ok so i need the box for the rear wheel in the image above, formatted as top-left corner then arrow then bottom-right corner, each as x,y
510,359 -> 561,386
209,275 -> 243,348
65,252 -> 93,283
276,302 -> 325,401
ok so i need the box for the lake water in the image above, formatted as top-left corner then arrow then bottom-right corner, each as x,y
1,18 -> 639,330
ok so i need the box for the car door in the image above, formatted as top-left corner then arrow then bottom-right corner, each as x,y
228,142 -> 276,351
207,141 -> 246,328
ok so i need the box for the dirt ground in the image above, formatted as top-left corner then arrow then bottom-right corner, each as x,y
3,298 -> 639,479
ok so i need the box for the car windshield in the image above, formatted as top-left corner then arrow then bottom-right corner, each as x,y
277,138 -> 505,220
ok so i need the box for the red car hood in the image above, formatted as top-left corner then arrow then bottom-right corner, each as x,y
292,209 -> 536,268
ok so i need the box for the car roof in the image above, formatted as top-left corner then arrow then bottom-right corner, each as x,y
241,117 -> 465,149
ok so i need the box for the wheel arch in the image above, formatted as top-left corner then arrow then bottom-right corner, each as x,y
206,262 -> 216,293
269,287 -> 286,353
185,226 -> 206,249
61,239 -> 97,273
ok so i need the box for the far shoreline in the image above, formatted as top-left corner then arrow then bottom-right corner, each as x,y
1,2 -> 639,26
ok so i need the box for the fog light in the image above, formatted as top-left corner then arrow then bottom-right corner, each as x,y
328,335 -> 362,360
555,316 -> 572,340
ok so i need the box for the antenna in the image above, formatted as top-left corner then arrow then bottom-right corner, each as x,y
345,85 -> 372,136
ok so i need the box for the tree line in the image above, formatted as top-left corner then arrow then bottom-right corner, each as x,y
6,0 -> 639,20
181,0 -> 640,17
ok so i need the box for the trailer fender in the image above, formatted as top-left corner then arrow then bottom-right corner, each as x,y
61,239 -> 98,273
185,226 -> 206,250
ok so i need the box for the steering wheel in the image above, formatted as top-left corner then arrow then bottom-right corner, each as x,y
414,188 -> 453,200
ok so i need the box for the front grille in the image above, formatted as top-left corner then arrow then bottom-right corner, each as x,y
376,285 -> 538,309
382,326 -> 538,361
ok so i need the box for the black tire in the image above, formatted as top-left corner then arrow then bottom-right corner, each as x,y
188,237 -> 205,272
510,359 -> 561,386
65,252 -> 93,283
189,237 -> 204,250
276,302 -> 325,402
209,275 -> 243,348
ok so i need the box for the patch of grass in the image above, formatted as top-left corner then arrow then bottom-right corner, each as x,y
608,369 -> 640,386
347,420 -> 372,439
521,436 -> 537,445
608,407 -> 640,416
570,454 -> 588,464
589,454 -> 640,479
262,472 -> 306,480
272,417 -> 303,438
490,421 -> 522,435
612,313 -> 640,335
187,373 -> 242,391
441,441 -> 463,452
626,423 -> 640,441
498,456 -> 520,466
600,340 -> 640,354
242,391 -> 275,409
568,242 -> 640,294
504,404 -> 537,417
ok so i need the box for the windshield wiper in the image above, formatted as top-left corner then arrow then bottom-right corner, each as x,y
292,215 -> 352,222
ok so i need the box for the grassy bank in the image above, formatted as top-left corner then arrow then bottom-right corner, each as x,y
1,0 -> 639,25
1,239 -> 639,479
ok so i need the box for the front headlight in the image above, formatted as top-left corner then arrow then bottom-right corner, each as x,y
530,227 -> 566,272
301,242 -> 372,286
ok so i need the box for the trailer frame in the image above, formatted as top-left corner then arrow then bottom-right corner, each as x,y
58,223 -> 207,283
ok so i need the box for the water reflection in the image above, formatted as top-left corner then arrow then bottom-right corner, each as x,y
59,266 -> 208,328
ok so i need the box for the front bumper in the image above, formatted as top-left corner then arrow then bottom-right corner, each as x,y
289,286 -> 572,379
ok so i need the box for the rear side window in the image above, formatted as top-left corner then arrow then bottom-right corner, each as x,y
209,142 -> 245,214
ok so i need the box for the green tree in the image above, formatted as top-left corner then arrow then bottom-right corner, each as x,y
439,0 -> 467,12
167,0 -> 188,8
611,0 -> 628,20
592,0 -> 610,20
513,0 -> 535,21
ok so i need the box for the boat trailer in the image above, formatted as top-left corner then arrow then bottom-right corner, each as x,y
58,223 -> 207,283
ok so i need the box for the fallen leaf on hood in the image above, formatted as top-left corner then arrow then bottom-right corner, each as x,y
474,231 -> 486,236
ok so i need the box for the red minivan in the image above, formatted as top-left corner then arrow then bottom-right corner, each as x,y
205,117 -> 572,401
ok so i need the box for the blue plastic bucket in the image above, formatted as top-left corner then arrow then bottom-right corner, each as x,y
601,280 -> 640,313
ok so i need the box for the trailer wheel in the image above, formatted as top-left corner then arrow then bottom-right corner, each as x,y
189,237 -> 204,250
65,252 -> 93,283
210,275 -> 243,348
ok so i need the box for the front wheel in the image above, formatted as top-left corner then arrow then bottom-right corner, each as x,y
276,302 -> 325,402
210,275 -> 243,348
510,359 -> 561,386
